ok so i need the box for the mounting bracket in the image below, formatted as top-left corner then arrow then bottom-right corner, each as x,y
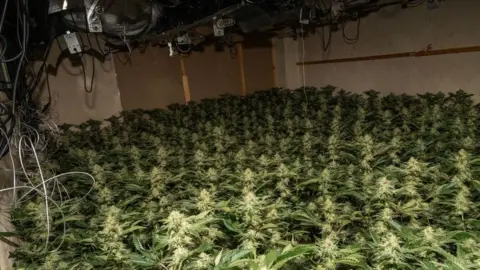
85,0 -> 103,33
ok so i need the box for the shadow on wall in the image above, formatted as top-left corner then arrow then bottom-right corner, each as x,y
114,43 -> 275,110
37,34 -> 122,125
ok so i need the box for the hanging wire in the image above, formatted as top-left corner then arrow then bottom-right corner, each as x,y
0,110 -> 96,253
320,0 -> 333,51
0,1 -> 97,254
301,23 -> 308,104
342,18 -> 361,44
322,25 -> 332,51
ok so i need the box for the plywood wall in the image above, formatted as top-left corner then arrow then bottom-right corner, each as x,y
115,47 -> 185,110
37,37 -> 275,124
244,46 -> 275,94
183,45 -> 243,101
38,34 -> 122,124
115,43 -> 275,108
275,0 -> 480,100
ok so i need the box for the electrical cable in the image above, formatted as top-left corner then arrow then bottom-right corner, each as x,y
72,46 -> 93,94
342,18 -> 361,44
301,23 -> 308,104
322,25 -> 332,51
319,0 -> 333,51
1,1 -> 26,64
27,15 -> 57,98
95,34 -> 110,56
11,0 -> 28,116
115,51 -> 132,65
0,34 -> 7,60
0,0 -> 9,33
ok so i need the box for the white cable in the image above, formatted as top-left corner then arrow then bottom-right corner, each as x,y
301,23 -> 308,104
0,108 -> 94,253
18,172 -> 95,203
0,185 -> 66,252
301,25 -> 306,90
19,135 -> 50,250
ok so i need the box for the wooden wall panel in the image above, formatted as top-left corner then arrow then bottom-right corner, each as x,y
115,46 -> 184,110
183,45 -> 242,101
243,47 -> 275,94
116,43 -> 275,108
40,34 -> 122,124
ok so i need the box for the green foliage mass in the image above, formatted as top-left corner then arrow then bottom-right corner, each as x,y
10,87 -> 480,269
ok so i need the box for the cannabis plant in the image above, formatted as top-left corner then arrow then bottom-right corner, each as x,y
10,87 -> 480,270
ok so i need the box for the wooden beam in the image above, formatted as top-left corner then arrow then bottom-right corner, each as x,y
297,45 -> 480,66
180,56 -> 191,103
237,43 -> 247,96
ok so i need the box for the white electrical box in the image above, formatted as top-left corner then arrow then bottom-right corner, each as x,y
63,31 -> 82,54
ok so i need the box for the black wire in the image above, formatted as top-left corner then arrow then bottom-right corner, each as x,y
95,34 -> 109,56
0,34 -> 7,60
0,0 -> 19,157
0,0 -> 9,33
12,0 -> 28,116
115,50 -> 133,65
320,0 -> 333,51
60,9 -> 95,93
43,59 -> 51,113
322,25 -> 332,51
342,18 -> 361,44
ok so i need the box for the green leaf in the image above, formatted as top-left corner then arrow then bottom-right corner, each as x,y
260,223 -> 278,230
223,219 -> 243,233
189,243 -> 213,256
0,231 -> 18,237
131,235 -> 145,252
264,249 -> 279,268
417,260 -> 437,270
123,225 -> 145,235
247,261 -> 261,270
128,253 -> 157,267
215,249 -> 223,266
125,184 -> 145,192
226,259 -> 252,268
229,249 -> 252,263
300,178 -> 320,186
271,245 -> 315,269
54,215 -> 85,225
120,195 -> 143,207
